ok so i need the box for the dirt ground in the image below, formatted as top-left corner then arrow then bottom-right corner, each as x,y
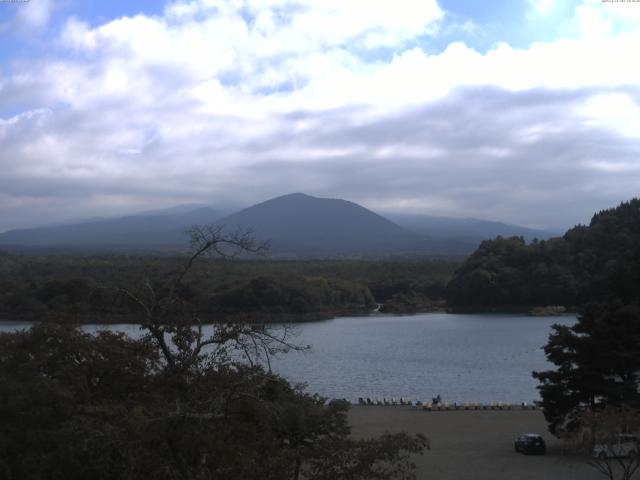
348,406 -> 603,480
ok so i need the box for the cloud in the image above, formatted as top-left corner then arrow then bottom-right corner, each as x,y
0,0 -> 639,231
18,0 -> 52,29
0,0 -> 53,33
527,0 -> 560,17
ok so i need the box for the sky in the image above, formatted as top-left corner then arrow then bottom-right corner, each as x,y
1,0 -> 639,232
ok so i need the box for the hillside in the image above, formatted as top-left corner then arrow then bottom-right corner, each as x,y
387,213 -> 556,241
446,198 -> 640,309
215,193 -> 421,255
0,192 -> 558,257
0,207 -> 224,247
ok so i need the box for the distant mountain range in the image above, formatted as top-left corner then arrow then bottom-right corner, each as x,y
0,207 -> 225,248
0,193 -> 556,256
386,213 -> 554,242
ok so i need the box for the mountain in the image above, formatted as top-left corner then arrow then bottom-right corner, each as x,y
0,206 -> 225,248
215,193 -> 420,255
386,213 -> 556,242
0,193 -> 558,257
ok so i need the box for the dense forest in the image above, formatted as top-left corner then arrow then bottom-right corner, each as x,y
446,199 -> 640,310
0,255 -> 455,322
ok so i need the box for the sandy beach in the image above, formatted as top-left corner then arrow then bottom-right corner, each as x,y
348,406 -> 602,480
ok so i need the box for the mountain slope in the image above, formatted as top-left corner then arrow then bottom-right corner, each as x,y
0,207 -> 224,247
216,193 -> 419,254
387,213 -> 556,241
0,193 -> 558,257
446,198 -> 640,308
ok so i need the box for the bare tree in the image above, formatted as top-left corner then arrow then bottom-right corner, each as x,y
0,225 -> 430,480
567,406 -> 640,480
114,225 -> 305,399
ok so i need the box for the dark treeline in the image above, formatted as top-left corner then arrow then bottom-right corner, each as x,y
446,198 -> 640,310
533,300 -> 640,436
0,256 -> 457,322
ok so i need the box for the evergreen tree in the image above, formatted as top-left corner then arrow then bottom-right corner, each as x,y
533,301 -> 640,435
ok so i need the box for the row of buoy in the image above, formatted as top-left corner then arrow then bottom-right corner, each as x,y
352,397 -> 539,410
357,397 -> 413,406
420,401 -> 538,411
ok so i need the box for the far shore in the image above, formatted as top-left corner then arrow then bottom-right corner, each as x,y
0,307 -> 578,325
348,406 -> 600,480
0,310 -> 346,325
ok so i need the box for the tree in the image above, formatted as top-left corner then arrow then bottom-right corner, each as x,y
0,225 -> 428,480
533,301 -> 640,436
446,198 -> 640,310
565,406 -> 640,480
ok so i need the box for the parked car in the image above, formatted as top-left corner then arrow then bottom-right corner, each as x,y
592,434 -> 639,459
514,433 -> 546,455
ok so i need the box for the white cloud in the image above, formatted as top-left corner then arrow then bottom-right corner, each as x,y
51,0 -> 640,113
583,0 -> 640,23
527,0 -> 559,17
578,92 -> 640,138
12,0 -> 53,30
1,0 -> 640,230
574,4 -> 614,37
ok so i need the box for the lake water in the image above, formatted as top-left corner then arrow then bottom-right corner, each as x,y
0,313 -> 576,404
272,313 -> 576,404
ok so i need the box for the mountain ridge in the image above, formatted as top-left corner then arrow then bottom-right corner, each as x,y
386,212 -> 556,241
214,193 -> 418,255
0,193 -> 556,256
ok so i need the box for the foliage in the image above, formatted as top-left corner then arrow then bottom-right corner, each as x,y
0,254 -> 457,322
533,301 -> 640,436
565,406 -> 640,480
304,432 -> 429,480
0,226 -> 428,480
447,198 -> 640,309
379,291 -> 444,314
211,275 -> 376,314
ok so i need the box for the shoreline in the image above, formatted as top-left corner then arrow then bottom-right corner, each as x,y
0,308 -> 578,325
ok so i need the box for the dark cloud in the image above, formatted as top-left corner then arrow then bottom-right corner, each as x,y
233,86 -> 640,229
1,85 -> 639,232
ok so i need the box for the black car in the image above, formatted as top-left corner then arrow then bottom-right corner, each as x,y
514,433 -> 546,455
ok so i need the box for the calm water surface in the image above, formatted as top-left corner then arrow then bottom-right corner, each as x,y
271,313 -> 576,404
0,313 -> 575,404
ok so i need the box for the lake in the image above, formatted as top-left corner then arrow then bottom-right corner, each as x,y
0,313 -> 575,404
271,313 -> 576,404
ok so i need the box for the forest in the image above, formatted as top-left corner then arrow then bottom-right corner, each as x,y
0,230 -> 429,480
0,254 -> 455,323
446,199 -> 640,310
